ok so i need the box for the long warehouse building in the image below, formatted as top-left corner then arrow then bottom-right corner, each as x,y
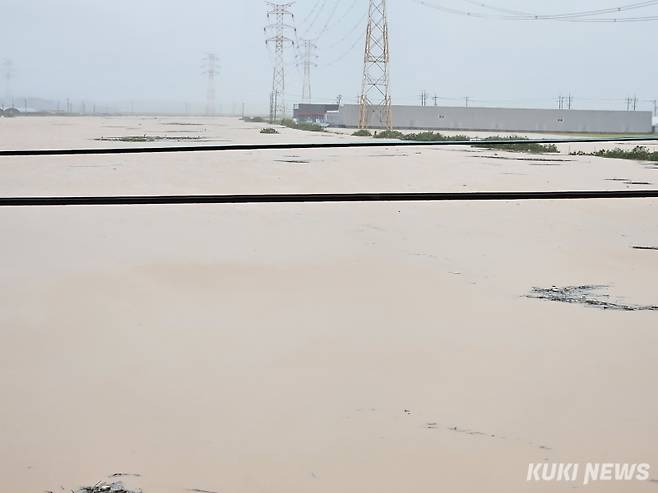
326,104 -> 654,134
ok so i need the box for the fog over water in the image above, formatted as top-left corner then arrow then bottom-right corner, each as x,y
2,0 -> 657,113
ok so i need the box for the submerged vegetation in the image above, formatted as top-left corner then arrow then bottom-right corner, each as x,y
96,135 -> 203,142
351,129 -> 372,137
571,146 -> 658,162
473,136 -> 559,154
365,130 -> 559,153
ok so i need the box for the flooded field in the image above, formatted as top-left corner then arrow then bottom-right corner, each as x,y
1,116 -> 657,493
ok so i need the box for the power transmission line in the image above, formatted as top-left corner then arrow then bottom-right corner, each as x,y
319,0 -> 359,39
300,0 -> 325,24
299,39 -> 318,102
201,53 -> 219,116
301,0 -> 328,37
412,0 -> 658,22
322,9 -> 368,49
457,0 -> 658,19
359,0 -> 393,129
310,0 -> 344,40
265,2 -> 296,122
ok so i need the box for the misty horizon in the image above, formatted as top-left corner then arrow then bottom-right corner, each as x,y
2,0 -> 657,114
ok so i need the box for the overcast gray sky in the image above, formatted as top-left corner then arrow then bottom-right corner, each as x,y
2,0 -> 657,113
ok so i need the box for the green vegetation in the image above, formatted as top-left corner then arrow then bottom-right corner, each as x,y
472,136 -> 559,154
372,129 -> 405,139
368,130 -> 557,153
571,146 -> 658,162
242,116 -> 266,123
351,129 -> 372,137
280,118 -> 325,132
399,131 -> 470,142
259,127 -> 279,134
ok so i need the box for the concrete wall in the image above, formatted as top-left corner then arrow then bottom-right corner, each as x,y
328,105 -> 654,134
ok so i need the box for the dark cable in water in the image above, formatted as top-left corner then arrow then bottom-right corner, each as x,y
2,190 -> 658,207
1,137 -> 657,157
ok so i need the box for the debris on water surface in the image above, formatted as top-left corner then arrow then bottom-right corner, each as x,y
526,285 -> 658,312
73,481 -> 141,493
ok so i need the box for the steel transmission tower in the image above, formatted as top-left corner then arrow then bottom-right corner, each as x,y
299,39 -> 318,103
3,59 -> 14,108
358,0 -> 392,130
265,2 -> 296,122
202,53 -> 220,116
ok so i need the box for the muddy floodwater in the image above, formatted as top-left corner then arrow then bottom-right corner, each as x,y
1,117 -> 657,493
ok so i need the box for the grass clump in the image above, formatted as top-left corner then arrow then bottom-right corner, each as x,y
571,146 -> 658,162
352,129 -> 559,154
242,116 -> 266,123
280,118 -> 325,132
473,135 -> 559,154
352,129 -> 372,137
373,129 -> 405,139
402,131 -> 470,142
259,127 -> 279,134
370,130 -> 471,141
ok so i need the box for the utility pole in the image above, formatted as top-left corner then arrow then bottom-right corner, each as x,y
433,94 -> 439,106
358,0 -> 392,129
558,95 -> 564,110
265,2 -> 296,122
419,90 -> 428,107
465,96 -> 469,108
202,53 -> 220,116
336,94 -> 343,106
299,39 -> 318,103
567,94 -> 573,110
652,99 -> 657,117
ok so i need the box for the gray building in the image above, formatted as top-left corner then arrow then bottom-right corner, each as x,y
328,104 -> 654,134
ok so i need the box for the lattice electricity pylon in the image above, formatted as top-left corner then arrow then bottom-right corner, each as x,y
298,39 -> 318,103
265,2 -> 296,122
202,53 -> 220,116
3,59 -> 14,108
358,0 -> 392,130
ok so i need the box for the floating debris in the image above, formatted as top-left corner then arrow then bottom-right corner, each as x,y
633,246 -> 658,251
274,159 -> 309,164
477,155 -> 571,163
604,178 -> 652,185
448,426 -> 492,437
526,285 -> 658,312
74,481 -> 140,493
95,135 -> 206,143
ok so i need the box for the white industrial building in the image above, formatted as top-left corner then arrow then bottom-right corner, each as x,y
327,104 -> 654,134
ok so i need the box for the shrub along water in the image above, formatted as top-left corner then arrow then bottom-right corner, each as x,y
280,119 -> 325,132
367,130 -> 558,153
571,146 -> 658,162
